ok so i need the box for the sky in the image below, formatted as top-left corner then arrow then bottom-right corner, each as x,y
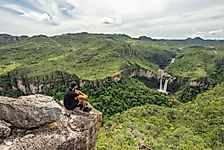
0,0 -> 224,39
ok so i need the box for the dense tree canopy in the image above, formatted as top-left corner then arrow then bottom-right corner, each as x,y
97,82 -> 224,150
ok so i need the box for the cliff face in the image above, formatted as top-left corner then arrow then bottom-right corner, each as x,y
0,34 -> 28,44
0,94 -> 102,150
81,67 -> 155,89
0,71 -> 78,96
0,67 -> 155,96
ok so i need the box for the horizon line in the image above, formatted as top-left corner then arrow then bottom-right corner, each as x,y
0,31 -> 224,41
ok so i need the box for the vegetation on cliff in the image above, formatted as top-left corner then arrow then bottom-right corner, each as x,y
97,82 -> 224,150
1,33 -> 224,149
3,33 -> 223,81
0,33 -> 174,80
84,78 -> 177,121
166,46 -> 224,81
53,77 -> 176,122
166,45 -> 224,102
1,33 -> 224,103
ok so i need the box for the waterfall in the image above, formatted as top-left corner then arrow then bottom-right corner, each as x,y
159,73 -> 164,91
163,79 -> 169,92
158,73 -> 169,94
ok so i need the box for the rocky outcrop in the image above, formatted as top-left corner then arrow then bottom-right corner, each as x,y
189,80 -> 209,89
0,94 -> 61,128
0,95 -> 102,150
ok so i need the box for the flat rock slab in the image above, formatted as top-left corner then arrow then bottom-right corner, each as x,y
0,94 -> 61,128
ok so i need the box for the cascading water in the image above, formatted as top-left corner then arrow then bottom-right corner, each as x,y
158,73 -> 169,94
163,79 -> 169,92
159,73 -> 164,91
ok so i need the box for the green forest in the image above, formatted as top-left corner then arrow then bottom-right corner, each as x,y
0,33 -> 224,149
97,82 -> 224,150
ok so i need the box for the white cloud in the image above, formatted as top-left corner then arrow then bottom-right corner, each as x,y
187,29 -> 224,39
22,11 -> 57,25
209,30 -> 223,35
101,17 -> 115,25
22,12 -> 49,22
1,4 -> 24,14
100,17 -> 122,25
1,3 -> 57,25
0,0 -> 224,39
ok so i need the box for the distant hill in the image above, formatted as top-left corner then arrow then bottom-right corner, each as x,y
0,33 -> 223,80
0,33 -> 224,150
0,34 -> 29,46
0,32 -> 224,99
0,33 -> 174,80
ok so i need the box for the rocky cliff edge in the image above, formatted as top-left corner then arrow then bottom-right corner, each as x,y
0,94 -> 102,150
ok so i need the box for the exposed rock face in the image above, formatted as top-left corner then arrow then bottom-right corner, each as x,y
0,120 -> 11,138
189,80 -> 209,89
0,67 -> 155,96
0,94 -> 61,128
0,71 -> 78,95
81,67 -> 155,89
0,95 -> 102,150
0,34 -> 28,43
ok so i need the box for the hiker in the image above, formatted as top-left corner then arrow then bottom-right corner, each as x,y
63,80 -> 92,112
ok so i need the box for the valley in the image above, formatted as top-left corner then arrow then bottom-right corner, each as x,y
0,33 -> 224,149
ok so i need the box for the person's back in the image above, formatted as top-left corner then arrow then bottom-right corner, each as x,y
64,80 -> 92,112
63,88 -> 79,110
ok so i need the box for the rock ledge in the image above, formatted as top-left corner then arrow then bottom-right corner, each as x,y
0,94 -> 102,150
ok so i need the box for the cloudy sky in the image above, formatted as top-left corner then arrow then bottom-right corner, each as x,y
0,0 -> 224,39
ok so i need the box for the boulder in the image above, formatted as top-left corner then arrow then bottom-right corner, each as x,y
0,95 -> 102,150
0,107 -> 102,150
0,94 -> 61,128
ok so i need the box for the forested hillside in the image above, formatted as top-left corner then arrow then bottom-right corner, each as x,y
1,33 -> 224,150
97,82 -> 224,150
1,33 -> 224,100
1,33 -> 223,81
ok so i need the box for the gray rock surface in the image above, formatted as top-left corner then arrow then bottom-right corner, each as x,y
0,95 -> 102,150
0,94 -> 61,128
0,120 -> 11,138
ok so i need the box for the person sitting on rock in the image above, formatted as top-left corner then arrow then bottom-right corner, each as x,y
63,81 -> 92,112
